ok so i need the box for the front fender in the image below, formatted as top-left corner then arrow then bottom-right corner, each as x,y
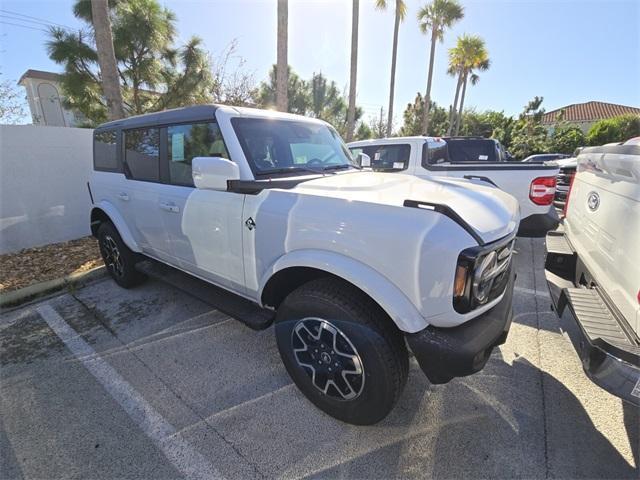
259,249 -> 428,333
92,201 -> 141,253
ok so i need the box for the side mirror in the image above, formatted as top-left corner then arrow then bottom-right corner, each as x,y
356,152 -> 371,168
192,157 -> 240,191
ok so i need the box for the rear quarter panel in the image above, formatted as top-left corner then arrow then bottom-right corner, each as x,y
414,164 -> 559,220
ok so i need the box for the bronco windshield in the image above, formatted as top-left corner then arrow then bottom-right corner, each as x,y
231,117 -> 358,177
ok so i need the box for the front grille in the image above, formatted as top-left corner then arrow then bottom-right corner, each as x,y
486,239 -> 515,303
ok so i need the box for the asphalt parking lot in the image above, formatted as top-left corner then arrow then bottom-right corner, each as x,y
1,238 -> 638,479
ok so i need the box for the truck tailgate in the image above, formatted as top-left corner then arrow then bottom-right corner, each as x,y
565,146 -> 640,334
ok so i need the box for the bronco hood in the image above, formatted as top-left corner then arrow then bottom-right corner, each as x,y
293,172 -> 520,244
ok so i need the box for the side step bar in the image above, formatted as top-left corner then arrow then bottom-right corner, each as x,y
136,260 -> 274,331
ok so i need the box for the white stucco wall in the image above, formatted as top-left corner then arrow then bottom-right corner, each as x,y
0,125 -> 94,254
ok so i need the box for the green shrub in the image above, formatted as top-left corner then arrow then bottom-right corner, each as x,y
586,114 -> 640,145
548,124 -> 586,154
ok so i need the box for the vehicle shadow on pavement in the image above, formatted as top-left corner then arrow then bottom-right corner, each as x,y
303,356 -> 637,479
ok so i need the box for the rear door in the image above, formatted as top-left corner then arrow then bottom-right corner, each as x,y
158,121 -> 246,293
122,127 -> 174,263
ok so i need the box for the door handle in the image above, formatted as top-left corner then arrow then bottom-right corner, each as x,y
117,192 -> 130,201
159,201 -> 179,213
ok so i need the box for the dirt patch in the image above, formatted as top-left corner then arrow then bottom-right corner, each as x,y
0,237 -> 102,293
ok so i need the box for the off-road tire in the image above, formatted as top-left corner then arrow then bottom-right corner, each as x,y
97,222 -> 146,288
274,277 -> 409,425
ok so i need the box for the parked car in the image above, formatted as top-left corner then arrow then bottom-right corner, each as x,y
522,153 -> 571,163
545,143 -> 640,406
347,136 -> 560,237
89,105 -> 520,425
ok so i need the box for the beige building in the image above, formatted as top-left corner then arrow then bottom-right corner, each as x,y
541,101 -> 640,134
18,69 -> 86,127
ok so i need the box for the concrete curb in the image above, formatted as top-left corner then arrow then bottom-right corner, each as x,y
0,266 -> 107,309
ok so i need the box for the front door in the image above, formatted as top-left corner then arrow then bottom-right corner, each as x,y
160,122 -> 245,293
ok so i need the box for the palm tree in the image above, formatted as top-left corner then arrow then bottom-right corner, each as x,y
90,0 -> 124,119
346,0 -> 359,142
276,0 -> 288,112
417,0 -> 463,135
375,0 -> 406,137
447,34 -> 490,135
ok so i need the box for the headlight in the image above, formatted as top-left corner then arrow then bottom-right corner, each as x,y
473,251 -> 497,304
453,238 -> 514,314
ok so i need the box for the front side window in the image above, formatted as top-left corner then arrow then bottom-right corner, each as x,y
124,128 -> 160,182
168,123 -> 229,186
231,118 -> 357,177
94,130 -> 119,171
350,144 -> 411,171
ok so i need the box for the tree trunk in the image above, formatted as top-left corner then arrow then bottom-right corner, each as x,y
386,6 -> 401,137
276,0 -> 288,112
447,73 -> 463,135
91,0 -> 124,120
346,0 -> 359,142
422,27 -> 438,135
454,72 -> 468,135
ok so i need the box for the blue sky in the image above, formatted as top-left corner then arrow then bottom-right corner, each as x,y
1,0 -> 638,124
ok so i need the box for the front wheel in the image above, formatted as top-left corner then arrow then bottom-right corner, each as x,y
274,278 -> 408,425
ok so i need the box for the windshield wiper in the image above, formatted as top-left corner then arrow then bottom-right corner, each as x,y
262,166 -> 328,176
323,164 -> 360,171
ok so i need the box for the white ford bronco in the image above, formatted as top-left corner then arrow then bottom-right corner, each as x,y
348,136 -> 561,237
89,105 -> 519,424
545,141 -> 640,406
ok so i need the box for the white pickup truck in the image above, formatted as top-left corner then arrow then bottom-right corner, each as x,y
89,105 -> 519,424
545,142 -> 640,406
348,136 -> 560,237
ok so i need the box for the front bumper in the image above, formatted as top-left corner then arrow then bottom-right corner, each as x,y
517,208 -> 560,237
406,267 -> 514,384
545,229 -> 640,407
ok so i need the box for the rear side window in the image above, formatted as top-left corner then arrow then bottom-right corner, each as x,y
168,123 -> 228,186
124,128 -> 160,182
349,144 -> 410,170
94,130 -> 119,171
422,142 -> 448,166
446,140 -> 497,163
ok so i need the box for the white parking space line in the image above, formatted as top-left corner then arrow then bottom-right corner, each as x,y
514,286 -> 550,299
36,304 -> 223,480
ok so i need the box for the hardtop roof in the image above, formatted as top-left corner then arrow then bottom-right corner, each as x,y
95,105 -> 219,131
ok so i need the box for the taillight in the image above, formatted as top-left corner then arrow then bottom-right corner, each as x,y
529,176 -> 557,206
562,172 -> 576,218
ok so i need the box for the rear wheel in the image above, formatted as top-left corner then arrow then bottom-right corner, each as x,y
97,222 -> 146,288
274,278 -> 408,425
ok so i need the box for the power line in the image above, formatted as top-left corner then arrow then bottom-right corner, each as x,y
0,8 -> 74,31
0,20 -> 49,33
0,13 -> 58,30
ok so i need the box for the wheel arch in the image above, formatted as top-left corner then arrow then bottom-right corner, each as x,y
259,250 -> 428,333
90,202 -> 141,253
